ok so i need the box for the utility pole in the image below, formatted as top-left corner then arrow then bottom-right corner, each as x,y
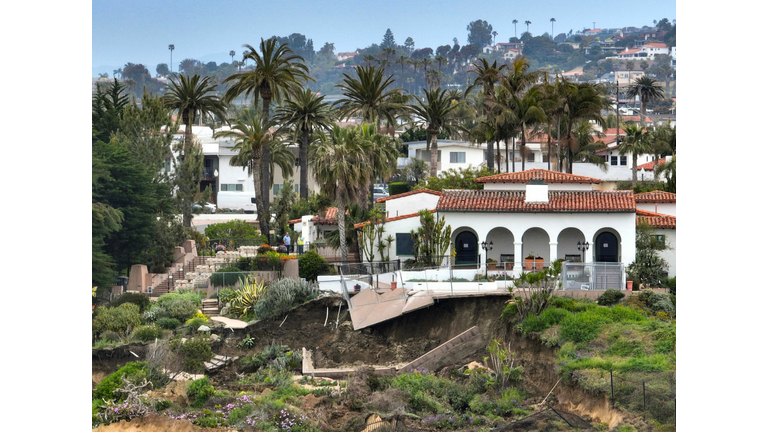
616,80 -> 621,146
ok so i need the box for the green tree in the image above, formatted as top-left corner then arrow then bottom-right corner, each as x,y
156,63 -> 170,77
627,221 -> 669,286
163,74 -> 227,153
222,38 -> 313,235
570,120 -> 608,170
204,219 -> 260,240
409,87 -> 460,177
334,65 -> 402,128
410,210 -> 452,266
467,19 -> 493,48
626,76 -> 664,135
381,28 -> 396,49
654,156 -> 676,193
213,110 -> 277,236
92,79 -> 130,144
422,166 -> 498,191
403,37 -> 415,55
619,124 -> 652,186
560,82 -> 610,173
495,84 -> 546,171
273,88 -> 335,200
467,58 -> 507,168
310,125 -> 371,263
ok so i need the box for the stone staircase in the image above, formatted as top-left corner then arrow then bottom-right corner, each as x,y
202,298 -> 220,317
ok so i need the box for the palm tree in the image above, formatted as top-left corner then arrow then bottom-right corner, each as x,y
163,74 -> 227,153
358,123 -> 401,208
492,31 -> 498,44
619,124 -> 651,185
626,76 -> 664,132
229,50 -> 236,65
408,87 -> 460,177
222,38 -> 313,235
653,156 -> 675,193
213,110 -> 276,235
550,18 -> 556,39
273,89 -> 335,200
525,20 -> 532,33
168,44 -> 175,73
512,19 -> 518,38
310,125 -> 371,263
467,59 -> 507,169
647,125 -> 674,180
559,82 -> 610,173
570,120 -> 608,171
334,65 -> 402,128
496,84 -> 546,171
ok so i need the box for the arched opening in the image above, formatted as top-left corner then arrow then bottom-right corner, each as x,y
454,230 -> 478,265
486,227 -> 514,267
595,231 -> 619,262
557,228 -> 586,262
522,227 -> 551,267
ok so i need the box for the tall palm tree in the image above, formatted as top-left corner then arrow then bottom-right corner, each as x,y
570,120 -> 608,171
496,84 -> 546,171
550,18 -> 556,39
539,73 -> 567,171
647,126 -> 673,180
619,124 -> 651,185
358,123 -> 401,208
525,20 -> 532,33
334,65 -> 402,128
653,156 -> 675,193
310,125 -> 371,263
467,59 -> 507,169
273,89 -> 335,200
626,76 -> 664,132
408,87 -> 460,177
168,44 -> 175,73
222,38 -> 313,236
163,74 -> 227,153
559,82 -> 610,173
229,50 -> 236,65
213,110 -> 276,237
512,20 -> 518,38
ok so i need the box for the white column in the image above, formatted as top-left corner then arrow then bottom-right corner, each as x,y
549,241 -> 558,267
584,232 -> 594,264
513,241 -> 523,276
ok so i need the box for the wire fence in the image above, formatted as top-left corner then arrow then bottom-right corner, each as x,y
610,370 -> 676,424
490,405 -> 595,431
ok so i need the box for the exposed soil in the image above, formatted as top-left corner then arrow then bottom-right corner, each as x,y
93,294 -> 651,431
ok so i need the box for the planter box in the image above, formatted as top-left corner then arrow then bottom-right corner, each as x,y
487,263 -> 497,270
524,258 -> 544,271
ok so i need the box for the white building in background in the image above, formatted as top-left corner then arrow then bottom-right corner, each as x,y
403,140 -> 488,175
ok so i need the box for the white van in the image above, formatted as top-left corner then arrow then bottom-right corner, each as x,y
217,192 -> 258,213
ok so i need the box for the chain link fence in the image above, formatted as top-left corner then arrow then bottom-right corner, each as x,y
490,405 -> 594,431
610,370 -> 676,424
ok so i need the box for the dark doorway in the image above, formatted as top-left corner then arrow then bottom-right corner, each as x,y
595,232 -> 619,262
455,231 -> 478,265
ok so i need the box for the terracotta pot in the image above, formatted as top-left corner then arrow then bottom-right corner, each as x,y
524,258 -> 534,270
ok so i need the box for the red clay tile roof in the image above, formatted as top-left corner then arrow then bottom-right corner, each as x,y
644,43 -> 668,48
437,190 -> 635,212
621,115 -> 653,123
635,191 -> 676,203
636,159 -> 668,171
354,209 -> 437,228
288,218 -> 302,224
603,128 -> 626,135
636,209 -> 676,229
376,189 -> 442,203
475,169 -> 602,184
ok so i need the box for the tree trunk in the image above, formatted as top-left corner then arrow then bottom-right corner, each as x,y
337,195 -> 347,263
252,151 -> 263,238
429,132 -> 439,177
634,101 -> 646,186
511,137 -> 516,173
486,138 -> 494,170
495,140 -> 501,172
183,110 -> 193,152
259,95 -> 272,239
504,138 -> 509,172
520,131 -> 527,171
300,128 -> 309,200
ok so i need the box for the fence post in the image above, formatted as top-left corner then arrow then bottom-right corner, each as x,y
643,381 -> 646,411
610,368 -> 614,403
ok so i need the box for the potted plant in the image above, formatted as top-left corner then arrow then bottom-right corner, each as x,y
524,252 -> 535,270
486,258 -> 497,270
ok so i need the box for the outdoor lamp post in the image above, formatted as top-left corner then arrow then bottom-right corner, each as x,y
481,240 -> 493,279
577,241 -> 590,262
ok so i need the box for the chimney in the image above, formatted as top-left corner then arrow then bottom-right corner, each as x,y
525,179 -> 549,203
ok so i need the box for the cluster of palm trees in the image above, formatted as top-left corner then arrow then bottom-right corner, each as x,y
160,38 -> 674,261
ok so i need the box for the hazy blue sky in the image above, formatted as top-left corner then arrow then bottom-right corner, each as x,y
92,0 -> 675,77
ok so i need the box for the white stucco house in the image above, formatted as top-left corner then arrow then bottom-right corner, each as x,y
403,140 -> 488,175
360,170 -> 642,285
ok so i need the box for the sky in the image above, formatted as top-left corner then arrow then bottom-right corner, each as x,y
92,0 -> 676,77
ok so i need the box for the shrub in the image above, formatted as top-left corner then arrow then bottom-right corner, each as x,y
101,330 -> 123,343
653,325 -> 676,354
186,377 -> 215,408
155,291 -> 201,322
598,289 -> 625,306
540,307 -> 570,326
648,293 -> 675,316
93,303 -> 141,337
388,182 -> 411,196
253,278 -> 319,320
210,266 -> 247,287
93,361 -> 168,402
217,287 -> 236,305
550,296 -> 594,313
228,279 -> 267,318
170,336 -> 213,373
156,317 -> 181,330
131,325 -> 164,342
559,310 -> 611,343
240,344 -> 301,372
204,219 -> 259,241
107,293 -> 150,312
298,250 -> 329,282
238,334 -> 255,349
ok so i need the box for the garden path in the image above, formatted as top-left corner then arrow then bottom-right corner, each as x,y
209,316 -> 248,329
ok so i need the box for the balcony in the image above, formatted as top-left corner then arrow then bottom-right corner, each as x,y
202,167 -> 217,179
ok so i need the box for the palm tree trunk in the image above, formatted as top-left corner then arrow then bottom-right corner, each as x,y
520,132 -> 527,171
260,96 -> 272,238
183,110 -> 193,152
337,195 -> 347,263
504,138 -> 509,172
429,132 -> 439,177
495,140 -> 501,171
512,137 -> 516,172
252,151 -> 263,237
300,128 -> 309,200
632,153 -> 638,186
635,102 -> 646,187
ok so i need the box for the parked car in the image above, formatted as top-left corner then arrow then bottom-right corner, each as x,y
191,202 -> 217,214
373,186 -> 389,201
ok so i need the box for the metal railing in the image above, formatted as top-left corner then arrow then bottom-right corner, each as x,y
561,262 -> 625,291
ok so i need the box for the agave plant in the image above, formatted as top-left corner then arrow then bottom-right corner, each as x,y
229,279 -> 267,318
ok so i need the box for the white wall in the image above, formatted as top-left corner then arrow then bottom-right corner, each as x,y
406,141 -> 487,175
483,183 -> 593,191
384,193 -> 441,218
216,153 -> 257,211
655,228 -> 676,278
637,202 -> 676,216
